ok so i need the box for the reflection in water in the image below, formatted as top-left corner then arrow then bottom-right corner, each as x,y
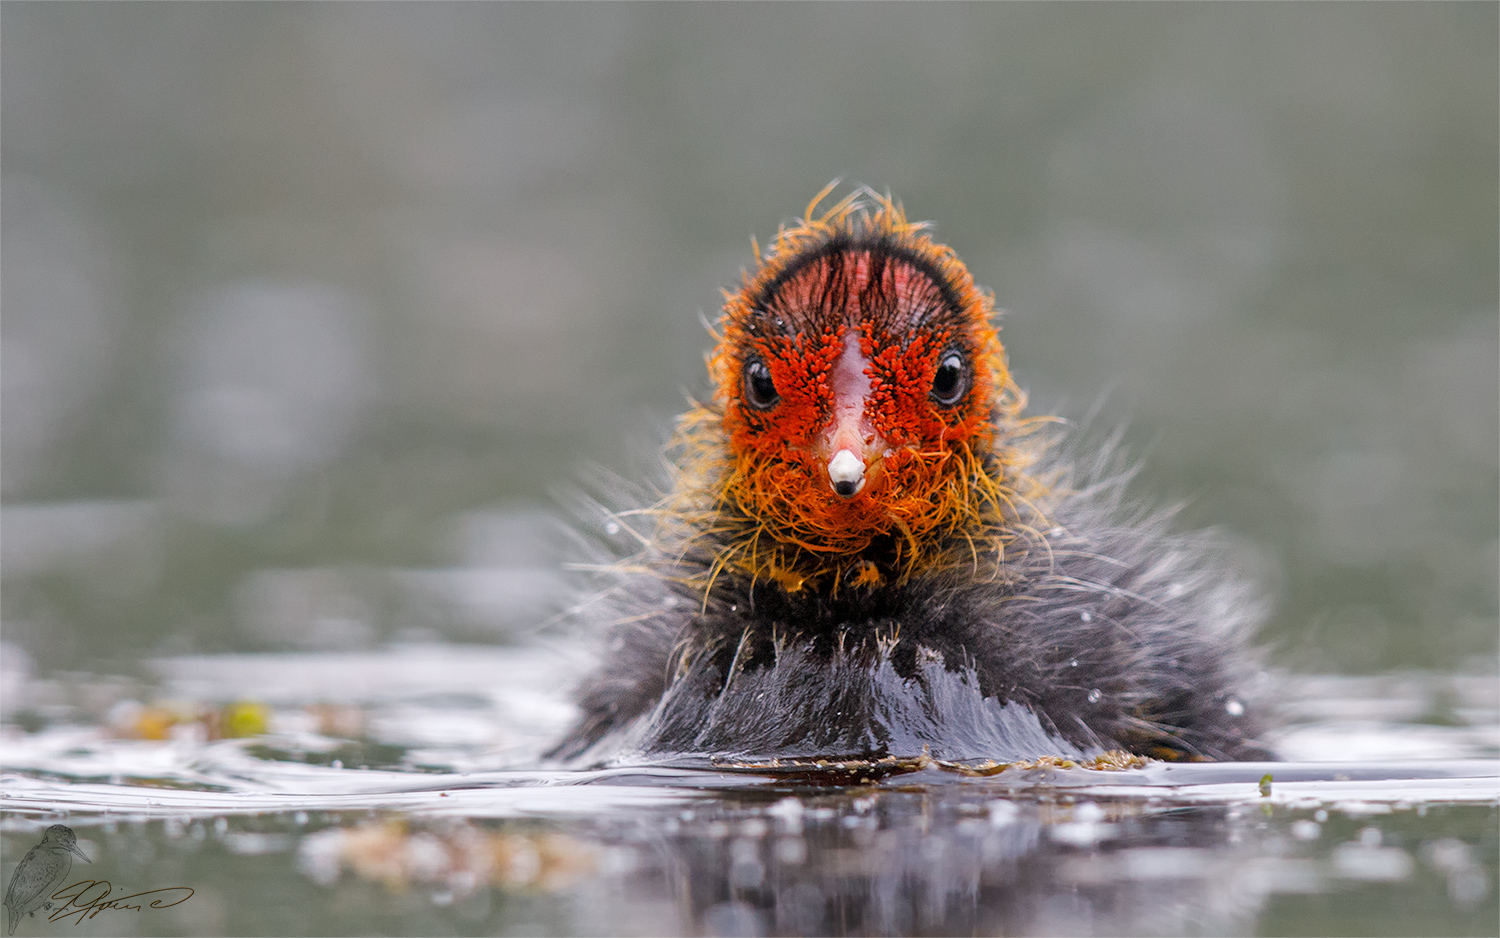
600,792 -> 1266,937
300,818 -> 596,897
1,758 -> 1495,936
252,783 -> 1491,937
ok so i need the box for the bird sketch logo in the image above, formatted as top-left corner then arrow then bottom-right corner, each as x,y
4,825 -> 89,935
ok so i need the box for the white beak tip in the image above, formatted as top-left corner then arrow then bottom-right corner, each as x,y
828,449 -> 866,498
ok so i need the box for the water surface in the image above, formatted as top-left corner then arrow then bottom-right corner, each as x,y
3,645 -> 1495,936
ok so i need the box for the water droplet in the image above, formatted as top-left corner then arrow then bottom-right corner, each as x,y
1079,611 -> 1093,622
605,521 -> 621,536
1225,697 -> 1245,717
1068,658 -> 1078,668
1087,689 -> 1102,704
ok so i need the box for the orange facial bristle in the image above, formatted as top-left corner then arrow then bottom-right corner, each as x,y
658,188 -> 1045,594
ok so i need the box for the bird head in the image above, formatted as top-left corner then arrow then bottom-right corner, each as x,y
42,824 -> 89,861
675,189 -> 1036,592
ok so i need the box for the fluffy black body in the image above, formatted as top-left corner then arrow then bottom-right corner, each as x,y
549,435 -> 1270,765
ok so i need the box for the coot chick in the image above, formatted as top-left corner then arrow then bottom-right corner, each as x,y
550,189 -> 1268,766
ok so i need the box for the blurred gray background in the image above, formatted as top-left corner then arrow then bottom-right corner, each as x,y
3,2 -> 1496,676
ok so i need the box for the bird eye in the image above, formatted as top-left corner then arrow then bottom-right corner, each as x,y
930,350 -> 970,406
742,357 -> 779,410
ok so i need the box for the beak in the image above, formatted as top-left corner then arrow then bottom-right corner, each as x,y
820,419 -> 888,500
828,449 -> 865,498
70,844 -> 90,863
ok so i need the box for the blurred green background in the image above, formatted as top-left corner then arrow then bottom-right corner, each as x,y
3,2 -> 1496,676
